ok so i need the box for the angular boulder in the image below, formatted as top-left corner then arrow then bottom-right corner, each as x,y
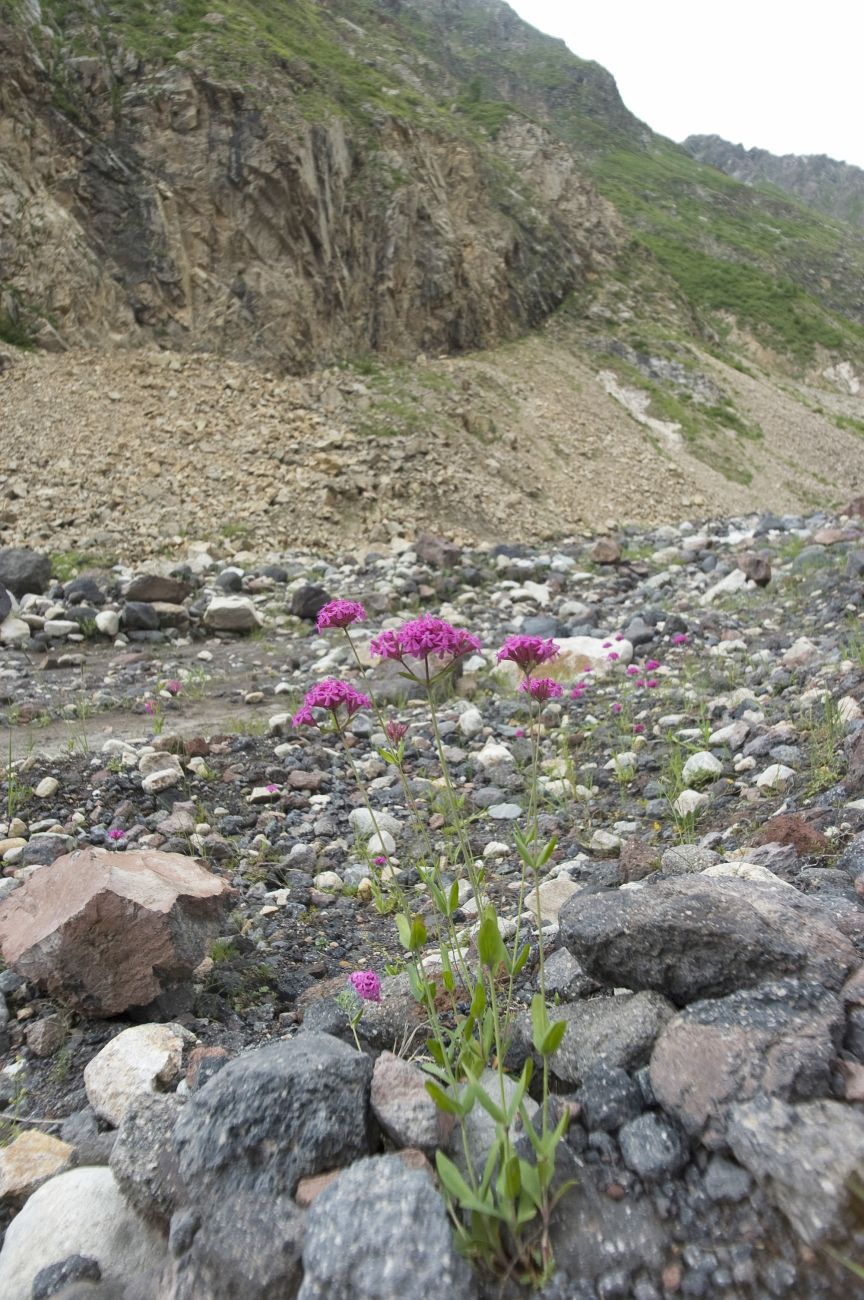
0,847 -> 233,1016
203,594 -> 262,631
650,979 -> 844,1147
559,877 -> 860,1006
728,1095 -> 864,1245
0,547 -> 51,597
298,1154 -> 476,1300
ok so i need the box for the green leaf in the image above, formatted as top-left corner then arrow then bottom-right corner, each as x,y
435,1152 -> 492,1216
396,913 -> 412,950
477,908 -> 506,969
519,1159 -> 543,1210
410,915 -> 427,949
511,942 -> 530,976
499,1153 -> 522,1201
448,879 -> 460,915
469,980 -> 487,1020
425,1080 -> 463,1116
541,1019 -> 567,1056
531,992 -> 550,1053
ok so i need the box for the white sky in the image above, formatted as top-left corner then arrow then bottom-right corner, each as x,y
509,1 -> 864,168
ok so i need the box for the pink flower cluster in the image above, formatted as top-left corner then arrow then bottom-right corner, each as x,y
497,635 -> 559,674
292,678 -> 372,727
316,599 -> 367,633
519,677 -> 563,702
370,616 -> 481,663
348,970 -> 382,1002
165,679 -> 182,696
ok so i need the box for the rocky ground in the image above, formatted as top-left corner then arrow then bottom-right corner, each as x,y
4,338 -> 864,562
2,508 -> 864,1298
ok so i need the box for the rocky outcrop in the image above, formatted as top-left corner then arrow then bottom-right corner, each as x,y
684,133 -> 864,231
0,12 -> 621,368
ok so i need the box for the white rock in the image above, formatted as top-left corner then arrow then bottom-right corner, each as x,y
682,751 -> 723,785
673,789 -> 710,817
458,706 -> 484,738
709,720 -> 749,748
590,829 -> 622,853
248,785 -> 281,804
475,738 -> 514,768
203,595 -> 262,632
755,764 -> 796,790
33,778 -> 58,799
782,637 -> 819,670
488,802 -> 522,820
367,831 -> 396,856
704,862 -> 793,887
95,609 -> 121,637
348,808 -> 401,837
606,751 -> 637,777
0,616 -> 30,645
483,841 -> 509,858
734,756 -> 757,772
838,696 -> 863,723
530,877 -> 582,923
141,769 -> 183,794
83,1023 -> 193,1127
700,568 -> 748,605
313,871 -> 344,893
43,620 -> 79,638
0,1166 -> 166,1300
138,752 -> 183,777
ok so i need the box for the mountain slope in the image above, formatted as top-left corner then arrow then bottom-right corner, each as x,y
684,134 -> 864,231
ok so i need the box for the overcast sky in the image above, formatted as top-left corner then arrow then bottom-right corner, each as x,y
509,1 -> 864,168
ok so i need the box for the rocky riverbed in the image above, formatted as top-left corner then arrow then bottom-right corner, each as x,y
2,508 -> 864,1299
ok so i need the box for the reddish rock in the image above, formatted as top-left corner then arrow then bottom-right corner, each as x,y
737,551 -> 772,586
186,1045 -> 230,1090
125,574 -> 192,604
619,838 -> 661,882
846,497 -> 864,519
0,847 -> 233,1016
591,537 -> 622,565
288,769 -> 325,791
749,813 -> 829,857
812,527 -> 858,546
295,1169 -> 340,1208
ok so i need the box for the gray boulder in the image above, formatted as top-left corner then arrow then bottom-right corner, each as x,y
174,1033 -> 372,1202
650,979 -> 843,1147
298,1154 -> 475,1300
559,877 -> 860,1005
0,547 -> 51,597
168,1191 -> 305,1300
728,1095 -> 864,1245
546,991 -> 675,1085
110,1094 -> 183,1226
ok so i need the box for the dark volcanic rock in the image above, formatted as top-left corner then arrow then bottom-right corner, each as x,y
298,1154 -> 475,1300
0,547 -> 51,597
559,877 -> 860,1005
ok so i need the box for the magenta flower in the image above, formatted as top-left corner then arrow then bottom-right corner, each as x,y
626,665 -> 639,677
646,679 -> 659,689
633,722 -> 646,734
644,659 -> 661,672
373,855 -> 387,866
672,632 -> 689,646
614,633 -> 625,642
348,970 -> 382,1003
514,727 -> 525,738
370,616 -> 481,664
107,828 -> 125,841
611,701 -> 622,715
496,635 -> 559,674
144,700 -> 156,715
519,677 -> 563,701
316,599 -> 367,633
165,679 -> 182,696
292,678 -> 372,728
265,783 -> 280,793
607,651 -> 620,662
384,720 -> 407,744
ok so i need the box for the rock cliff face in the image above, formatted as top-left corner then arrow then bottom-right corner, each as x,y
683,134 -> 864,231
0,4 -> 621,368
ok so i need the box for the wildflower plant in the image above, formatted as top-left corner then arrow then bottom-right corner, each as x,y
295,605 -> 573,1285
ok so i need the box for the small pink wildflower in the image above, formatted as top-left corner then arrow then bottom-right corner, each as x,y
265,783 -> 280,793
316,599 -> 367,633
370,616 -> 480,664
292,678 -> 371,728
165,679 -> 182,696
611,701 -> 622,715
348,970 -> 382,1003
514,727 -> 525,738
646,679 -> 659,689
633,722 -> 646,734
384,720 -> 407,744
373,855 -> 387,866
496,635 -> 559,674
645,659 -> 661,672
606,651 -> 620,662
107,828 -> 125,841
672,633 -> 689,646
614,633 -> 625,642
626,665 -> 639,677
519,676 -> 563,702
144,700 -> 155,715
